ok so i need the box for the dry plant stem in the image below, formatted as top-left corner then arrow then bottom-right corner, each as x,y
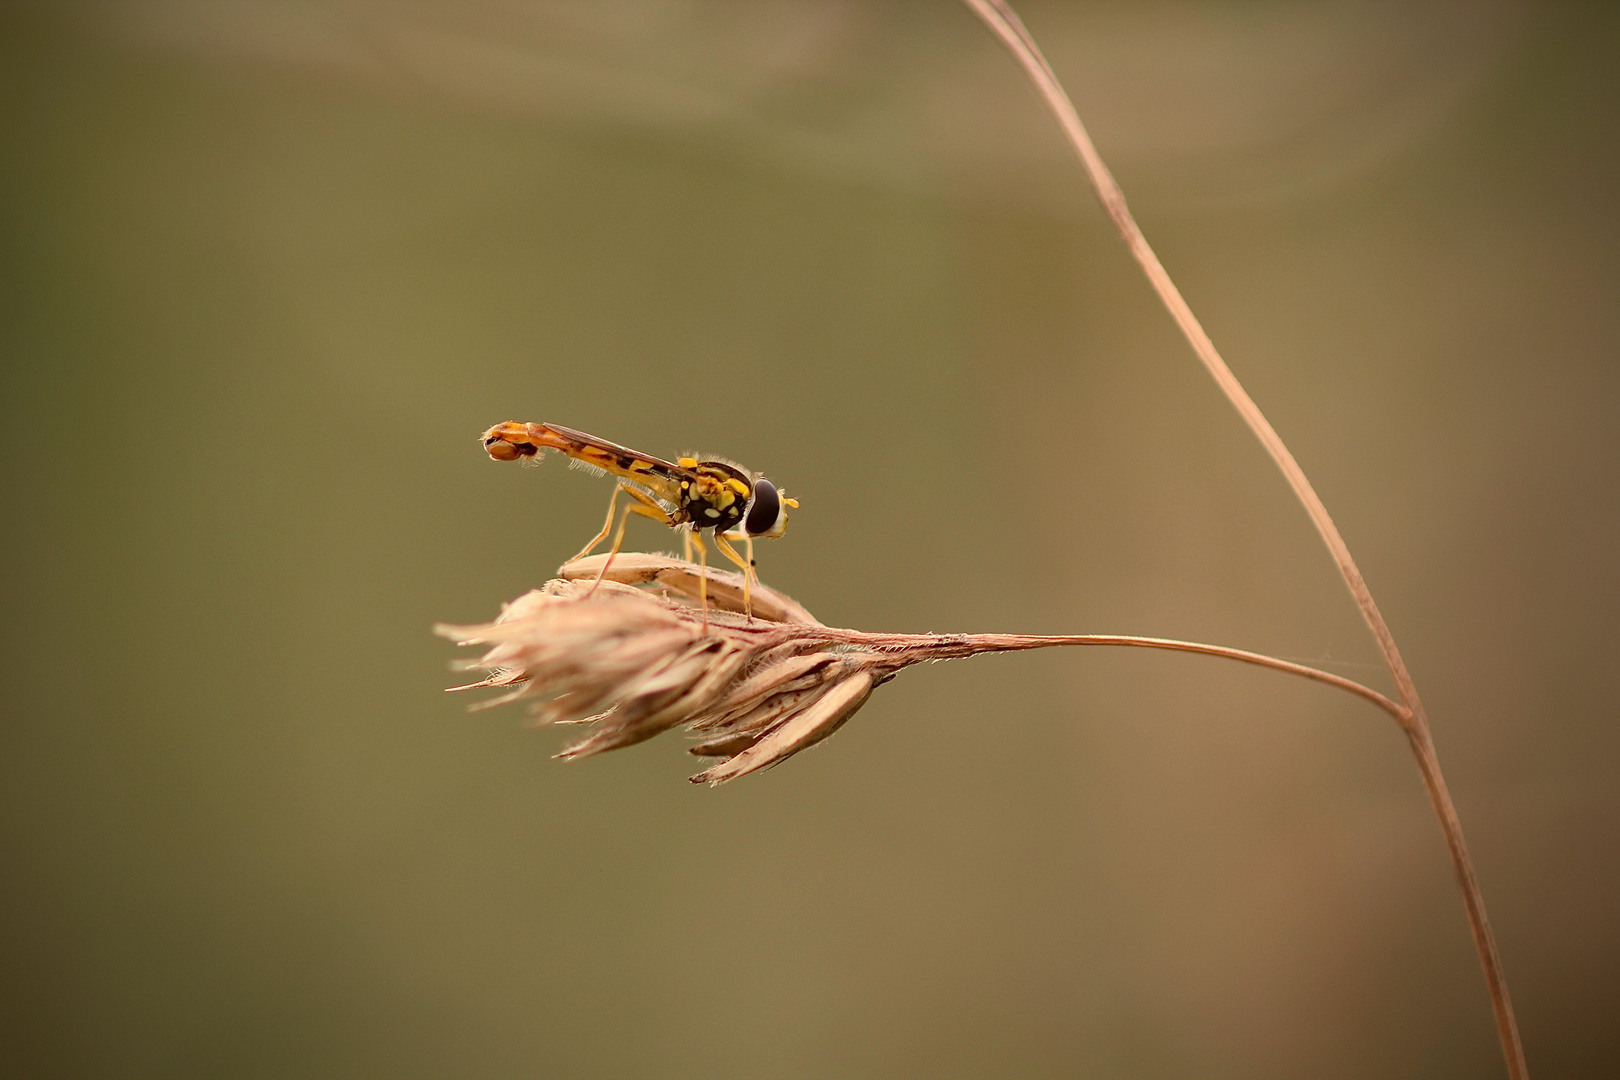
959,2 -> 1525,1076
812,628 -> 1408,721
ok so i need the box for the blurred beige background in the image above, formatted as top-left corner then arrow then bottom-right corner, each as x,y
2,2 -> 1616,1077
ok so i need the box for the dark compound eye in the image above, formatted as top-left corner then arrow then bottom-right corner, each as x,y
745,477 -> 782,536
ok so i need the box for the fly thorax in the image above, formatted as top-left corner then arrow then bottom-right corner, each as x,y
682,462 -> 751,533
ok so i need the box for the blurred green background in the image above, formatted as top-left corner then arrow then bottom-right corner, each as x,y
3,2 -> 1616,1077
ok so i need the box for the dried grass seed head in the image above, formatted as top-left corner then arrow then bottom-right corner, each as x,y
438,554 -> 890,784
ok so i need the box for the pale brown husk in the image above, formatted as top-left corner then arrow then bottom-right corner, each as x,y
437,554 -> 895,784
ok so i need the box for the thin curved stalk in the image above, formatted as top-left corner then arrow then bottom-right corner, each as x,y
808,626 -> 1410,721
958,2 -> 1525,1076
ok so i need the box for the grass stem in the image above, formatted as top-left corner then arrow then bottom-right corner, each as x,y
958,2 -> 1526,1075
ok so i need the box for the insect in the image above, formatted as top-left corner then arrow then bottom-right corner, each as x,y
480,421 -> 797,618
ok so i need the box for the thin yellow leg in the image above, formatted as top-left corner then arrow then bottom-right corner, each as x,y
689,529 -> 710,632
572,483 -> 623,562
713,531 -> 753,619
721,530 -> 759,586
682,530 -> 692,563
585,485 -> 674,597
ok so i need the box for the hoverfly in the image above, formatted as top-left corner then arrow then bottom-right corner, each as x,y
481,421 -> 796,617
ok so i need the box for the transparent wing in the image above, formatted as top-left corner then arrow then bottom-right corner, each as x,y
482,421 -> 691,504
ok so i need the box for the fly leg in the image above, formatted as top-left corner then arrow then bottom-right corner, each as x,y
713,530 -> 754,620
571,483 -> 624,563
688,529 -> 710,633
742,532 -> 758,592
585,484 -> 674,598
